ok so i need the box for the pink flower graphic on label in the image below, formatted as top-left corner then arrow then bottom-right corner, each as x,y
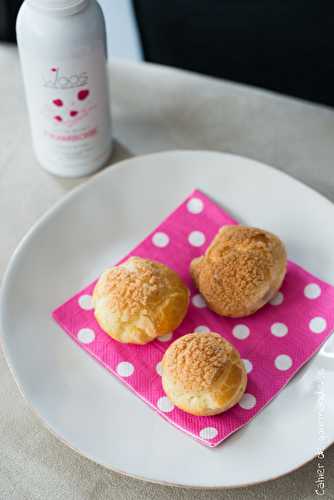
48,86 -> 93,125
52,99 -> 63,107
77,89 -> 90,101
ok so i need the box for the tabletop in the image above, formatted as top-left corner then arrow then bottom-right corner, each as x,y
1,43 -> 334,500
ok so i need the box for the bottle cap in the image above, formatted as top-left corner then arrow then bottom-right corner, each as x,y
27,0 -> 89,15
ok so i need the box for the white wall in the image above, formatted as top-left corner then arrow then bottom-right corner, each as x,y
98,0 -> 143,61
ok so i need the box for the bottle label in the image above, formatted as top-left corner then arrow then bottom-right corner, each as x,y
20,43 -> 111,173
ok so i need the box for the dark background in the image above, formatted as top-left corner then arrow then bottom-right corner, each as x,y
2,0 -> 334,107
0,0 -> 21,42
133,0 -> 334,107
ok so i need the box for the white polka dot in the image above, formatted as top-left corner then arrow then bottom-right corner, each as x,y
274,354 -> 293,371
78,294 -> 94,310
152,232 -> 170,248
77,328 -> 95,344
232,324 -> 250,340
199,427 -> 218,440
242,359 -> 253,374
239,393 -> 257,410
304,283 -> 321,299
116,361 -> 134,377
157,396 -> 174,412
309,317 -> 327,334
157,332 -> 173,342
187,197 -> 204,214
188,231 -> 206,247
192,294 -> 207,308
195,325 -> 210,333
270,292 -> 284,306
156,361 -> 163,376
271,322 -> 288,337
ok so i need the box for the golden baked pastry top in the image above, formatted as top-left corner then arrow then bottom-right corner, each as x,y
162,332 -> 247,416
93,257 -> 189,344
191,225 -> 287,317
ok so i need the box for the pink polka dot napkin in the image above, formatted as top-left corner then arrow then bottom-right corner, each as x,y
53,189 -> 334,447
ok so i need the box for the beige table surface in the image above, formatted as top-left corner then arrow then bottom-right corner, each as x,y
1,43 -> 334,500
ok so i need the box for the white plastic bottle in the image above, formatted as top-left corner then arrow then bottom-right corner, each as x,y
16,0 -> 112,177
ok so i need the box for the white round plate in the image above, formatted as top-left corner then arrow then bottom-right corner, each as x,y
1,151 -> 334,488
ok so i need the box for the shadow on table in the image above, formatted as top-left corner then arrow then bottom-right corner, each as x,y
53,139 -> 134,191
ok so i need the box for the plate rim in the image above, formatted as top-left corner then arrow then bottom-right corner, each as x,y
1,149 -> 334,489
1,320 -> 328,491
